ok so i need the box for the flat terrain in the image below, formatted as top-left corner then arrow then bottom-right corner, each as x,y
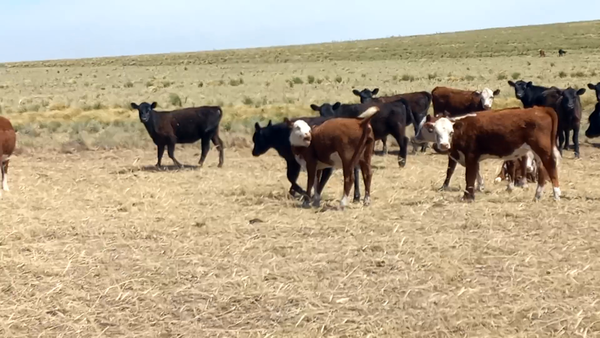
1,19 -> 600,337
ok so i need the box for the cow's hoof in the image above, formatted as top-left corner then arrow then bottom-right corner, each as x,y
575,153 -> 581,159
398,159 -> 406,167
363,196 -> 371,206
312,200 -> 321,208
353,196 -> 361,203
460,195 -> 475,203
438,185 -> 451,192
302,200 -> 311,209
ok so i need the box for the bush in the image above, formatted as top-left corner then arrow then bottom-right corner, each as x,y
243,97 -> 254,105
559,71 -> 567,78
307,75 -> 315,84
511,72 -> 521,80
123,81 -> 134,88
335,76 -> 343,83
168,93 -> 182,107
229,78 -> 244,86
428,73 -> 437,80
497,73 -> 507,80
464,75 -> 475,81
571,71 -> 585,78
292,77 -> 303,84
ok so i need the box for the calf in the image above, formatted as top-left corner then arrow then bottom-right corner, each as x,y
507,80 -> 550,108
532,87 -> 586,158
252,116 -> 362,201
426,107 -> 561,201
559,49 -> 567,57
431,86 -> 501,117
588,82 -> 600,102
310,99 -> 411,167
287,107 -> 379,209
494,152 -> 548,186
584,102 -> 600,139
352,88 -> 432,153
0,116 -> 16,198
131,102 -> 224,168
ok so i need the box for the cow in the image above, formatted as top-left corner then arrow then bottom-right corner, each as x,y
310,98 -> 411,167
539,49 -> 546,57
588,82 -> 600,102
130,101 -> 224,168
351,88 -> 432,153
424,106 -> 561,201
287,106 -> 379,209
252,116 -> 362,202
494,151 -> 548,186
507,80 -> 550,108
559,49 -> 567,57
0,116 -> 16,198
585,104 -> 600,139
431,86 -> 501,117
532,87 -> 586,158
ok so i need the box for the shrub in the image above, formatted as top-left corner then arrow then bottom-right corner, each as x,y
571,71 -> 585,78
497,73 -> 507,80
428,73 -> 437,80
168,93 -> 182,107
229,78 -> 244,86
559,71 -> 567,78
307,75 -> 315,84
335,76 -> 343,83
123,81 -> 134,88
465,75 -> 475,81
511,72 -> 521,80
292,77 -> 303,84
243,96 -> 253,106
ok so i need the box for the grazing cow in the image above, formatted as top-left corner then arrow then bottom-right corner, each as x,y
252,116 -> 362,202
352,88 -> 432,153
287,107 -> 379,209
425,107 -> 561,201
539,49 -> 546,57
131,102 -> 224,168
507,80 -> 550,108
0,116 -> 16,198
310,99 -> 411,167
532,87 -> 586,158
431,86 -> 501,117
588,82 -> 600,102
559,49 -> 567,57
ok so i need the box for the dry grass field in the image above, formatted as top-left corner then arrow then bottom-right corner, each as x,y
2,20 -> 600,337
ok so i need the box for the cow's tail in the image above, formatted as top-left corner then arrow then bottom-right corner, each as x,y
350,107 -> 380,169
548,107 -> 561,167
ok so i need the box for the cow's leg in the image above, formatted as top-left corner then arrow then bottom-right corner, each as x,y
353,166 -> 361,203
518,155 -> 530,188
495,162 -> 508,184
380,137 -> 388,156
340,164 -> 354,210
2,159 -> 9,192
533,148 -> 560,201
389,125 -> 408,167
420,143 -> 428,153
557,131 -> 565,156
316,167 -> 333,197
507,159 -> 517,192
286,160 -> 305,198
359,160 -> 373,206
198,136 -> 211,168
440,157 -> 457,191
211,131 -> 225,168
156,143 -> 165,168
312,171 -> 322,208
303,162 -> 317,208
167,142 -> 183,168
573,125 -> 580,158
476,171 -> 485,192
0,160 -> 4,198
563,128 -> 571,151
462,158 -> 479,201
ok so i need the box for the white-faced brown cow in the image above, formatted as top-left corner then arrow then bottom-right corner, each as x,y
0,116 -> 16,198
286,106 -> 379,209
425,107 -> 561,201
431,86 -> 501,117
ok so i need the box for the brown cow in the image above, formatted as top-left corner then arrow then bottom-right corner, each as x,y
286,106 -> 379,209
494,152 -> 549,186
0,116 -> 16,198
539,49 -> 546,57
425,106 -> 561,201
431,86 -> 501,117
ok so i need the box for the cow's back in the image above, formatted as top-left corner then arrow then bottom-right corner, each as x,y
432,86 -> 479,116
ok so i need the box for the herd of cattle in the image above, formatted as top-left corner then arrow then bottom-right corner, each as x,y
1,80 -> 600,208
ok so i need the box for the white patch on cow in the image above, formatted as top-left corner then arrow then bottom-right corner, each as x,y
289,120 -> 312,147
476,172 -> 485,192
553,187 -> 561,201
535,184 -> 544,200
525,151 -> 535,173
479,144 -> 532,162
2,172 -> 8,192
480,87 -> 496,109
507,180 -> 515,192
1,155 -> 10,162
363,195 -> 371,206
316,152 -> 344,170
340,194 -> 349,209
294,154 -> 307,172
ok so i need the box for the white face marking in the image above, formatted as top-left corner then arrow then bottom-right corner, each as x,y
289,120 -> 312,147
553,187 -> 561,201
480,88 -> 496,109
432,118 -> 455,151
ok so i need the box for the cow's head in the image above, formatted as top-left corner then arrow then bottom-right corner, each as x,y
557,87 -> 585,118
413,114 -> 439,144
508,80 -> 532,100
286,118 -> 312,147
479,88 -> 501,110
310,102 -> 341,117
588,82 -> 600,102
352,88 -> 379,103
251,120 -> 274,157
585,104 -> 600,138
429,117 -> 455,151
131,101 -> 157,123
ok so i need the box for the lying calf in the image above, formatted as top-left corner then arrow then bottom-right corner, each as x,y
286,106 -> 379,209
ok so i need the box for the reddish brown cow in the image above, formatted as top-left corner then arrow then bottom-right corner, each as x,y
494,153 -> 549,186
286,106 -> 379,209
0,116 -> 16,198
425,106 -> 561,201
431,86 -> 501,117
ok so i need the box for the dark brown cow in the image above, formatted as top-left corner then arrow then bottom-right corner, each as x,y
286,106 -> 379,209
539,49 -> 546,57
431,86 -> 501,117
0,116 -> 16,198
425,107 -> 561,201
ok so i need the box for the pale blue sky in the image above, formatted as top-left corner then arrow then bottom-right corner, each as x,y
1,0 -> 599,62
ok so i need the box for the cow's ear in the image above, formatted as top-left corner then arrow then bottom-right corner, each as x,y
283,118 -> 293,127
332,102 -> 341,110
577,88 -> 586,96
151,102 -> 157,109
352,89 -> 361,96
267,120 -> 272,127
130,102 -> 138,110
425,114 -> 432,122
493,89 -> 501,96
526,81 -> 533,87
589,83 -> 596,90
310,104 -> 320,112
425,122 -> 434,132
254,122 -> 261,131
372,88 -> 379,95
508,81 -> 515,87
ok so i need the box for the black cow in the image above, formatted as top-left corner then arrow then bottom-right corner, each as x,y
559,49 -> 567,57
310,99 -> 412,167
588,82 -> 600,102
508,80 -> 550,108
131,101 -> 224,168
352,87 -> 431,153
533,87 -> 586,158
585,103 -> 600,139
252,117 -> 363,202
